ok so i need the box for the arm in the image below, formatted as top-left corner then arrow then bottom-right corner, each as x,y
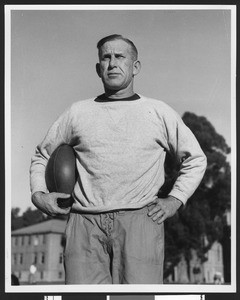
148,106 -> 207,223
30,107 -> 74,216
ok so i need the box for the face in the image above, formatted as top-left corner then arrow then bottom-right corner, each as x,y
96,39 -> 140,93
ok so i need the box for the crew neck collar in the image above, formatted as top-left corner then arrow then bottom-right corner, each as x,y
95,93 -> 140,103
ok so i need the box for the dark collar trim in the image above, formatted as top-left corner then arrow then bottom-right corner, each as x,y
95,93 -> 140,103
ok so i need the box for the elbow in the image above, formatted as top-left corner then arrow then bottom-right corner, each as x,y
198,153 -> 207,178
203,153 -> 208,171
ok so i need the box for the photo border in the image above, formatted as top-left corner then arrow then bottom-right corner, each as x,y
3,3 -> 237,297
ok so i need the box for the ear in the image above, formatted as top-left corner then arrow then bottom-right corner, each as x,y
96,63 -> 101,78
133,60 -> 141,76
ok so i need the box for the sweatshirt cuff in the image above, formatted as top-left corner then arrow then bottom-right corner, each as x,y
31,186 -> 48,196
168,190 -> 188,206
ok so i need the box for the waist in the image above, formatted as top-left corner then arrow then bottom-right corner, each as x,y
70,196 -> 158,214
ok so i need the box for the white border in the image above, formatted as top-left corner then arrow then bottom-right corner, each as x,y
5,2 -> 12,293
106,296 -> 205,300
4,4 -> 237,10
155,296 -> 205,300
230,4 -> 237,292
5,4 -> 237,294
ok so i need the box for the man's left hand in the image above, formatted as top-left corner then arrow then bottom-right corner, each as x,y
148,196 -> 182,224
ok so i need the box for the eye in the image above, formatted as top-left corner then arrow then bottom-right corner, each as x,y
115,54 -> 124,59
101,54 -> 111,61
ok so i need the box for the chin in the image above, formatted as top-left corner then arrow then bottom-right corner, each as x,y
105,84 -> 123,91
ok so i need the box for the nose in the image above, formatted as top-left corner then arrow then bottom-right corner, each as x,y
109,55 -> 117,68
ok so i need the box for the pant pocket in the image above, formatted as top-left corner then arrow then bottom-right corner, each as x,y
119,209 -> 164,265
145,204 -> 164,236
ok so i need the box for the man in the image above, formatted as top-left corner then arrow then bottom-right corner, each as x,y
30,34 -> 207,284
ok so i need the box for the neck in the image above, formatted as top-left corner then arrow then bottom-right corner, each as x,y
104,84 -> 135,99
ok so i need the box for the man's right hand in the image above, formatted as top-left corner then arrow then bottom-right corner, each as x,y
32,191 -> 72,216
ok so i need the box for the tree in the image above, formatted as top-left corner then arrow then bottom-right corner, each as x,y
162,112 -> 231,281
11,206 -> 68,231
11,207 -> 23,231
11,207 -> 47,230
21,207 -> 48,227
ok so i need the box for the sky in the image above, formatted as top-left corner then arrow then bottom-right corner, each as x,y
8,6 -> 234,214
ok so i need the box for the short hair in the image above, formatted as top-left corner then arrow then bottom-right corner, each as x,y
97,34 -> 138,60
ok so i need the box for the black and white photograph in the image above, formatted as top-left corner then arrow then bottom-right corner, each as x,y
4,4 -> 236,295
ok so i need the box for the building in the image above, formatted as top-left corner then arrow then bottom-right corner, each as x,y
165,240 -> 224,284
12,218 -> 227,285
11,219 -> 67,284
203,241 -> 225,283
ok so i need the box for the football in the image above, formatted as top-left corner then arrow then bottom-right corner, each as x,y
45,144 -> 77,207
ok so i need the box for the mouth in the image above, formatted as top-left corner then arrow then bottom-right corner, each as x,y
108,73 -> 121,77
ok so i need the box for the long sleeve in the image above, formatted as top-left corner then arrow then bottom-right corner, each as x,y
160,106 -> 207,204
30,107 -> 73,195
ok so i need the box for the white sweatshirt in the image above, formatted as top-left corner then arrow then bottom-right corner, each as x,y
30,95 -> 207,213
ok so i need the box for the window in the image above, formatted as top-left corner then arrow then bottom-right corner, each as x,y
21,236 -> 24,246
42,234 -> 46,244
19,253 -> 23,265
40,271 -> 44,279
13,254 -> 17,265
15,237 -> 18,246
28,235 -> 31,245
33,252 -> 37,264
33,235 -> 39,246
41,252 -> 45,264
60,235 -> 66,247
59,253 -> 63,264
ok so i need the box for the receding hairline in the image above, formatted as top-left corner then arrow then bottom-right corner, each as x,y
97,34 -> 138,60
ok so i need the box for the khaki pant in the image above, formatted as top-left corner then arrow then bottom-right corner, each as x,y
64,205 -> 164,284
